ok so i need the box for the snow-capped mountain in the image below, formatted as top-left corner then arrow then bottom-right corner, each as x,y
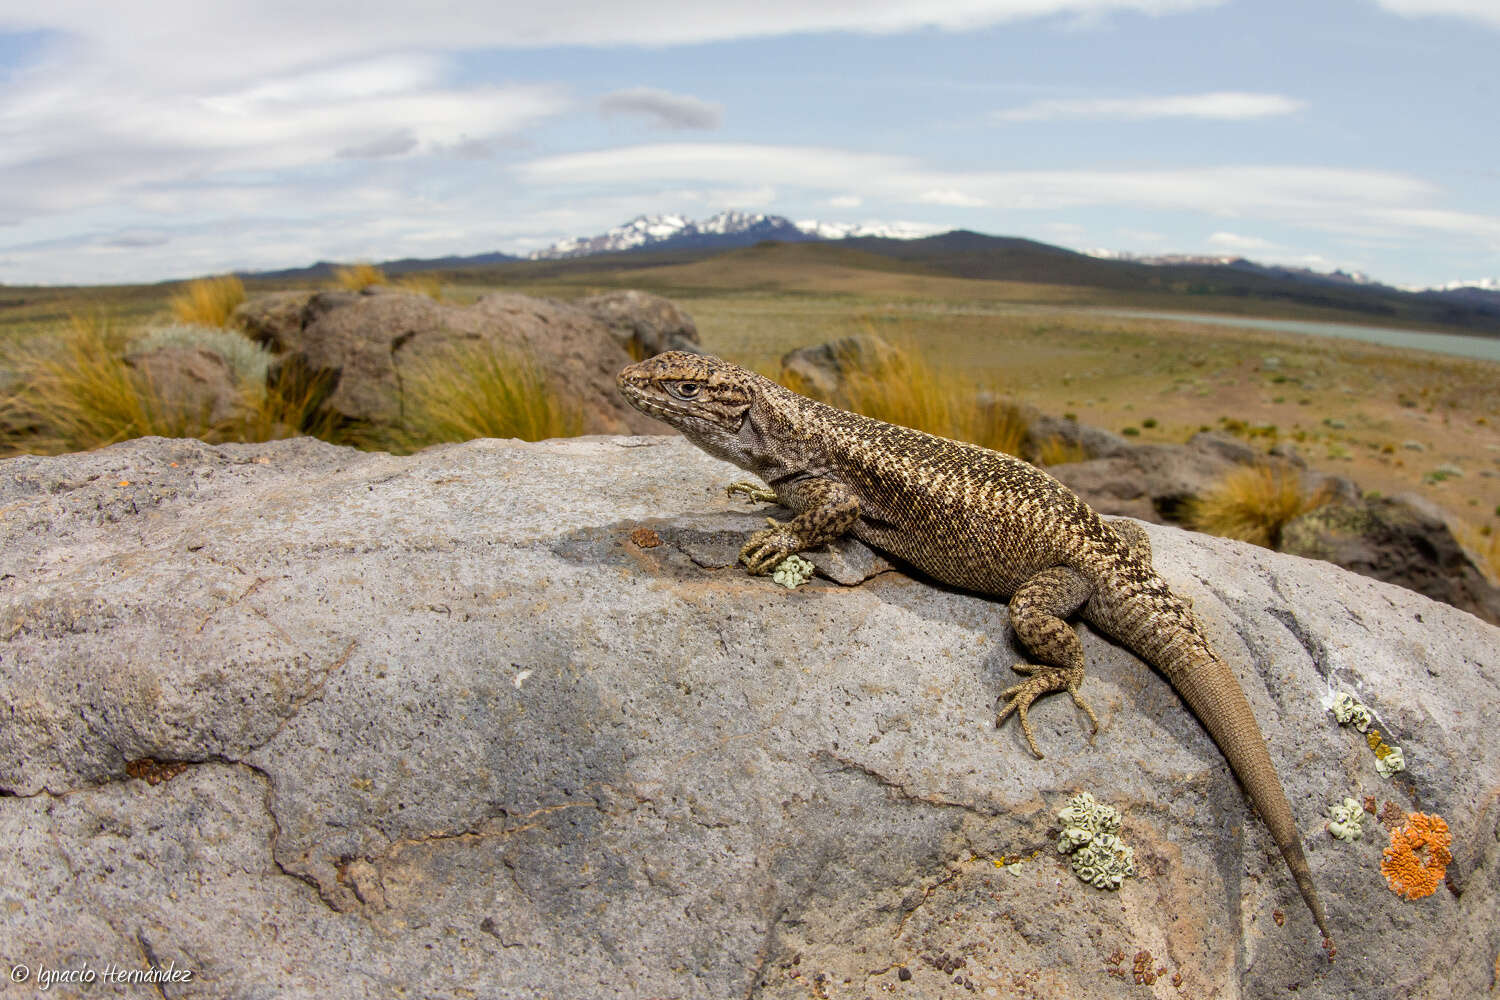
528,211 -> 929,260
1423,277 -> 1500,293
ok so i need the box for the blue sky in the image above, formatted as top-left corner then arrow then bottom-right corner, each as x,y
0,0 -> 1496,287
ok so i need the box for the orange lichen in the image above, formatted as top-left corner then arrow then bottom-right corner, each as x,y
1380,812 -> 1452,900
1366,729 -> 1396,760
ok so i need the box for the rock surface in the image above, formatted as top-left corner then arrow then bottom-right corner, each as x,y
236,287 -> 664,438
1,435 -> 1496,999
577,289 -> 702,358
122,345 -> 241,425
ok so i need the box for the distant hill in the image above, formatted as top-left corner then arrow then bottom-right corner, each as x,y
237,219 -> 1500,336
527,210 -> 931,260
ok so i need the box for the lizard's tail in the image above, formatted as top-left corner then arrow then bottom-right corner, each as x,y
1170,655 -> 1333,947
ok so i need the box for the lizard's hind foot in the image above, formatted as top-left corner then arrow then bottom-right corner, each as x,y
995,664 -> 1100,759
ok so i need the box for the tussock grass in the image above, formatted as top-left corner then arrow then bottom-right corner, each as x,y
777,336 -> 1028,456
1036,436 -> 1090,466
0,315 -> 210,453
393,340 -> 583,451
332,263 -> 387,291
169,275 -> 246,328
396,273 -> 444,300
1184,464 -> 1330,549
1453,520 -> 1500,585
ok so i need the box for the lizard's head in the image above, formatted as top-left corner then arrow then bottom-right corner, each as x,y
617,351 -> 759,455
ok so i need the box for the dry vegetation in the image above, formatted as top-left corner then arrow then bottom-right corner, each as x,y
773,335 -> 1028,455
390,341 -> 583,452
169,275 -> 246,328
332,262 -> 388,291
1184,465 -> 1331,549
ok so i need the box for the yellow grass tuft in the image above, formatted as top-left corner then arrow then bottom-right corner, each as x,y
0,315 -> 210,454
396,273 -> 444,300
1184,464 -> 1330,549
1036,436 -> 1090,466
779,337 -> 1028,456
394,341 -> 583,451
1453,519 -> 1500,585
169,275 -> 246,328
332,262 -> 388,291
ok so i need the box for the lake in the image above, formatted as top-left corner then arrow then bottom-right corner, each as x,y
1095,309 -> 1500,363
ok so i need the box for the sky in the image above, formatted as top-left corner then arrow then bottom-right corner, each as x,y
0,0 -> 1496,288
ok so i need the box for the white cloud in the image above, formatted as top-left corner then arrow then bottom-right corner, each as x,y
918,189 -> 989,207
599,88 -> 723,130
996,91 -> 1305,121
1206,231 -> 1277,250
1373,0 -> 1500,28
829,195 -> 864,208
517,142 -> 1500,244
1,2 -> 1224,77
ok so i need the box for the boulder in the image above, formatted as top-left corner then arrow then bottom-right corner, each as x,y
1282,492 -> 1500,625
780,333 -> 907,398
1,435 -> 1496,999
230,290 -> 316,352
1047,432 -> 1272,524
122,345 -> 240,425
1023,412 -> 1135,462
242,288 -> 660,437
577,289 -> 702,358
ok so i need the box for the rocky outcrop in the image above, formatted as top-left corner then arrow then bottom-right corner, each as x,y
2,435 -> 1496,999
1282,492 -> 1500,625
1046,432 -> 1293,524
229,283 -> 690,434
122,345 -> 241,425
577,289 -> 702,358
780,333 -> 907,397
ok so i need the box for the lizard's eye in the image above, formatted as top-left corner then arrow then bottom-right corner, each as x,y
672,381 -> 701,399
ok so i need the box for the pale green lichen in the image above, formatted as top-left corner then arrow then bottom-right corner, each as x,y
1376,745 -> 1406,777
1069,833 -> 1136,890
1326,797 -> 1366,842
1332,692 -> 1372,732
1056,792 -> 1134,890
771,554 -> 816,589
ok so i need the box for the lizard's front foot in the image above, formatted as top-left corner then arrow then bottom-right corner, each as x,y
726,480 -> 779,505
995,663 -> 1100,759
739,518 -> 802,575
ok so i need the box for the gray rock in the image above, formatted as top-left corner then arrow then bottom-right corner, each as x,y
577,289 -> 702,358
1047,433 -> 1264,524
256,287 -> 660,437
122,345 -> 240,425
1282,492 -> 1500,625
230,289 -> 317,352
1023,411 -> 1135,461
1,435 -> 1496,999
779,333 -> 906,398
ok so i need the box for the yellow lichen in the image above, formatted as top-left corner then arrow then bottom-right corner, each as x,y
1380,812 -> 1452,900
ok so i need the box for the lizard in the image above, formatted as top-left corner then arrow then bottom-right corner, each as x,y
616,350 -> 1333,952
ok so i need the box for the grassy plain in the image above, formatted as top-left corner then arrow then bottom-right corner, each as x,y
3,244 -> 1497,546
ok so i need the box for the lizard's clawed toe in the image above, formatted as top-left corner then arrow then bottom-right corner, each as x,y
738,518 -> 801,575
995,663 -> 1098,758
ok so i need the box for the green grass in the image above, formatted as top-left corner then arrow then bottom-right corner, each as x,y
391,341 -> 583,451
169,275 -> 246,328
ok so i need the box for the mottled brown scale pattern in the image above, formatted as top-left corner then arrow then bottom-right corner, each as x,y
617,351 -> 1333,947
